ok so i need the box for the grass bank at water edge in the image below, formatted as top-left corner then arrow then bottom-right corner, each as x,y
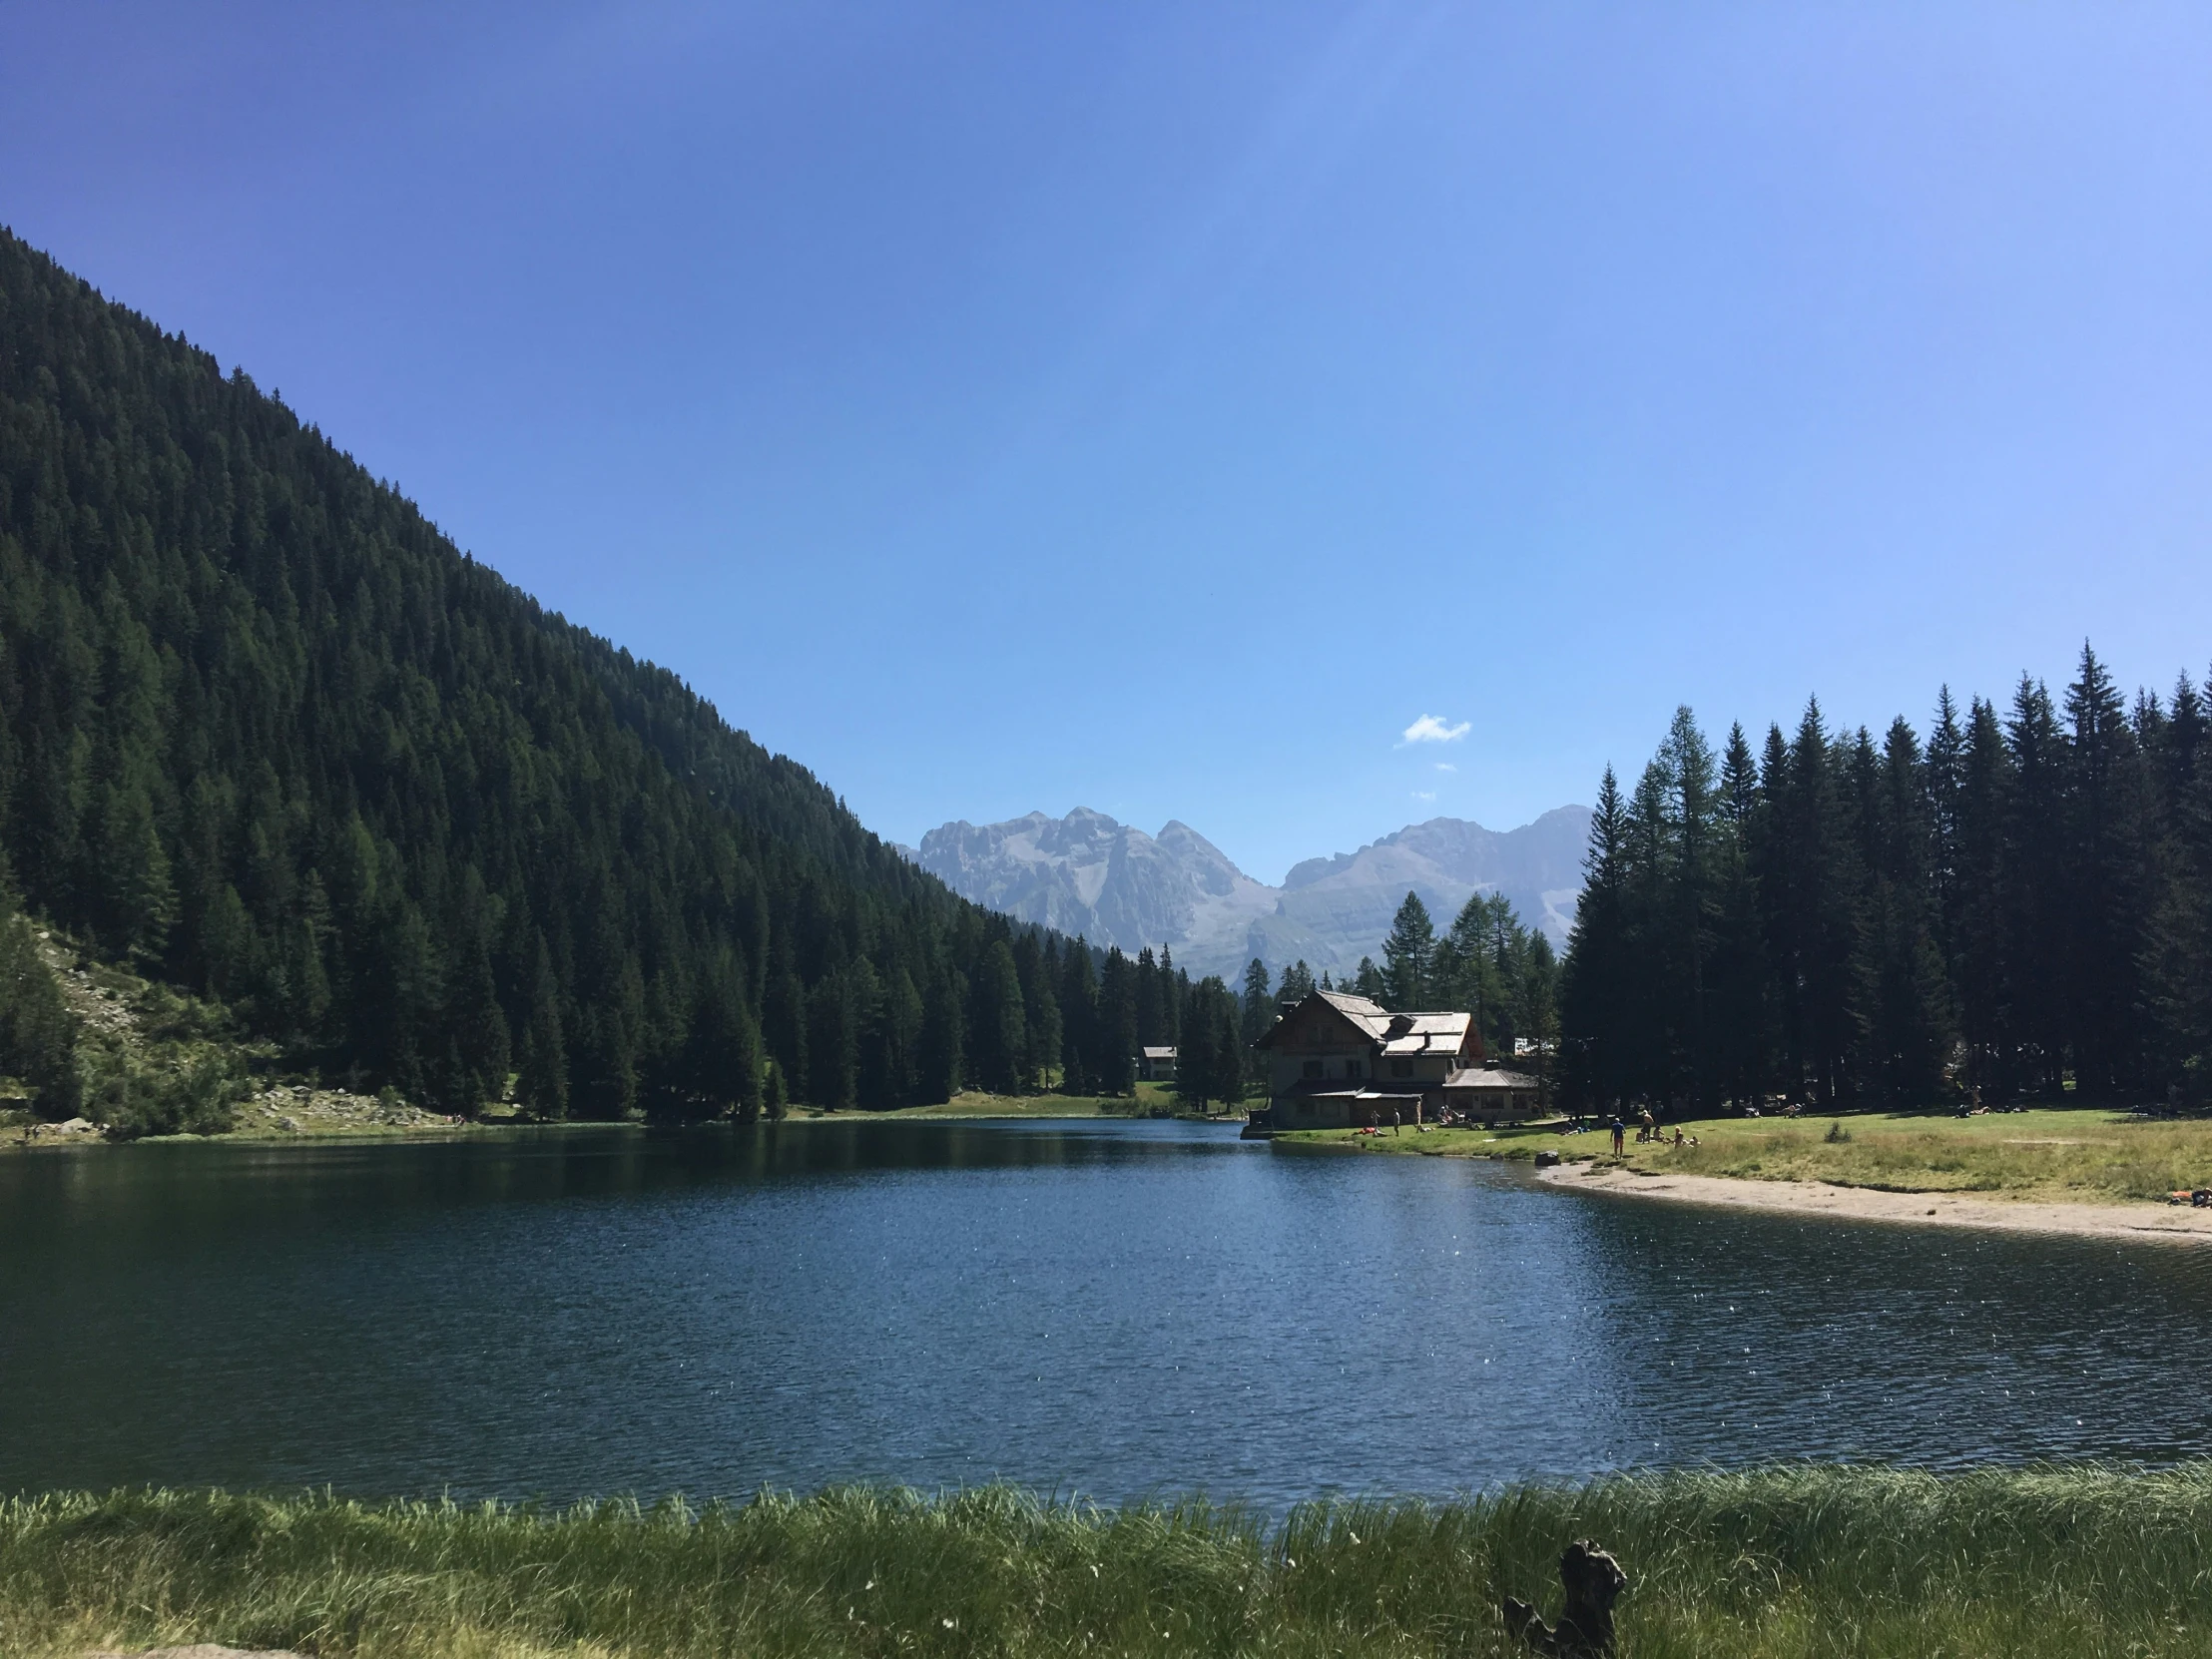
9,1466 -> 2212,1657
1285,1107 -> 2212,1204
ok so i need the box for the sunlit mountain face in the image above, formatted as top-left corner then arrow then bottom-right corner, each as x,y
908,807 -> 1591,979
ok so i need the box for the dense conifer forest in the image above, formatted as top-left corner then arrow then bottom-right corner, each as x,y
1560,654 -> 2212,1111
0,228 -> 1128,1124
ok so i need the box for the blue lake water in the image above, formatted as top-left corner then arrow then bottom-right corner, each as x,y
2,1118 -> 2208,1508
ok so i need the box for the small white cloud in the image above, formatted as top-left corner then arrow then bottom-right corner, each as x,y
1412,790 -> 1436,802
1433,762 -> 1456,773
1400,714 -> 1470,746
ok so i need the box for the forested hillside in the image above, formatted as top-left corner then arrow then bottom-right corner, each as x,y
1561,650 -> 2212,1110
0,228 -> 1102,1122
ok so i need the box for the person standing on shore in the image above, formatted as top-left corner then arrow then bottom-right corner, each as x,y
1610,1115 -> 1626,1156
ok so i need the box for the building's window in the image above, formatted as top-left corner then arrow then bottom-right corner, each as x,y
1390,1058 -> 1413,1079
1345,1060 -> 1364,1079
1302,1060 -> 1323,1080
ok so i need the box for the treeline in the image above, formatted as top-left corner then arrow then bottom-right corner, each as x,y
1371,889 -> 1558,1059
1186,891 -> 1561,1089
0,227 -> 1122,1121
1560,645 -> 2212,1111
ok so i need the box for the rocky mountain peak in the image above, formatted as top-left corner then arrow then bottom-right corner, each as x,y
909,805 -> 1592,980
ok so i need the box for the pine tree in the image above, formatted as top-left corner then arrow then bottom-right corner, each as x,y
1096,947 -> 1137,1094
1709,723 -> 1771,1106
808,971 -> 858,1109
1381,893 -> 1434,1008
2003,677 -> 2067,1095
514,935 -> 569,1120
1057,940 -> 1097,1093
917,968 -> 964,1103
1859,718 -> 1954,1102
0,884 -> 80,1117
1240,957 -> 1274,1047
1772,701 -> 1862,1104
970,939 -> 1027,1095
1213,989 -> 1247,1107
1561,766 -> 1628,1108
1172,976 -> 1246,1109
1657,708 -> 1721,1108
1160,948 -> 1183,1048
2062,642 -> 2150,1096
762,965 -> 809,1103
675,946 -> 762,1119
1134,946 -> 1165,1046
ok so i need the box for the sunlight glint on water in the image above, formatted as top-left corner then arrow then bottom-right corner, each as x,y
1,1119 -> 2206,1508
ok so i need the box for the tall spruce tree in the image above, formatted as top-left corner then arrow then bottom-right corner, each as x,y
1561,767 -> 1629,1107
1381,892 -> 1435,1008
1096,947 -> 1136,1094
1240,957 -> 1274,1047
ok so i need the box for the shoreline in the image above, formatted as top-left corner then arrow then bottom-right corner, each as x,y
1,1097 -> 1208,1154
1536,1158 -> 2212,1244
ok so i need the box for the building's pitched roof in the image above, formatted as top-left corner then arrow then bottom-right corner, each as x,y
1255,988 -> 1382,1049
1314,989 -> 1392,1037
1259,989 -> 1477,1052
1381,1011 -> 1472,1055
1281,1081 -> 1431,1101
1443,1066 -> 1544,1090
1140,1046 -> 1177,1061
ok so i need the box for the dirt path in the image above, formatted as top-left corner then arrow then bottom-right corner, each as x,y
1535,1160 -> 2212,1244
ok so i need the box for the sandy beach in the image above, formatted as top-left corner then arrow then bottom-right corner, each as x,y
1536,1159 -> 2212,1245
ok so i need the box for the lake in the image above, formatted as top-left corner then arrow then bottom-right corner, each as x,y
3,1119 -> 2208,1509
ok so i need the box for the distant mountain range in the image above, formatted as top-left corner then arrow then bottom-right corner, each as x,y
904,807 -> 1592,981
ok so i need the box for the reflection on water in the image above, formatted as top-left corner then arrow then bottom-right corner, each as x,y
2,1120 -> 2207,1508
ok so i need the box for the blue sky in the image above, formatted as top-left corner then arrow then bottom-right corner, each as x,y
8,3 -> 2212,883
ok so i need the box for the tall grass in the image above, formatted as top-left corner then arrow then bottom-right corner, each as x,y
7,1466 -> 2212,1657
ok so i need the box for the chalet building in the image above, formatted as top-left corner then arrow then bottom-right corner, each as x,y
1136,1046 -> 1178,1083
1440,1065 -> 1545,1124
1254,989 -> 1481,1129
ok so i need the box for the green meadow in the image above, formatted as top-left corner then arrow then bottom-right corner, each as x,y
11,1466 -> 2212,1658
1286,1106 -> 2212,1205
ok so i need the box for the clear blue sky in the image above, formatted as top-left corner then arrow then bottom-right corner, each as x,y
8,3 -> 2212,883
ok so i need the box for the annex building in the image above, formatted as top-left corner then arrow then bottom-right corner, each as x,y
1254,989 -> 1483,1129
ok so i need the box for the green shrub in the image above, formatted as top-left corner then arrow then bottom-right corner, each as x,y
88,1051 -> 244,1139
0,904 -> 79,1119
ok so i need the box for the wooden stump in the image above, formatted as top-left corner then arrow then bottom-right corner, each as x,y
1502,1539 -> 1629,1656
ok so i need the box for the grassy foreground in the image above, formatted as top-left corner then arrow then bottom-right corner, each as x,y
9,1467 -> 2212,1658
1286,1107 -> 2212,1204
